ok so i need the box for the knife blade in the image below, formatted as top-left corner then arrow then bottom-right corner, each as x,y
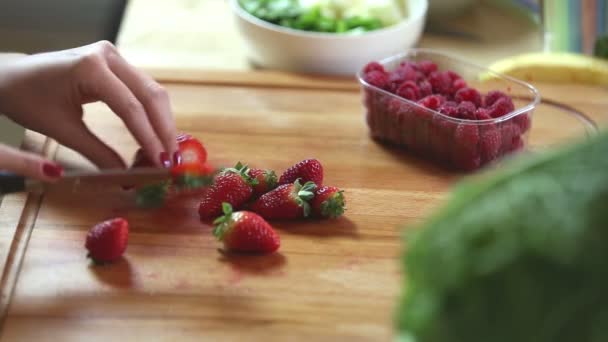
0,168 -> 171,195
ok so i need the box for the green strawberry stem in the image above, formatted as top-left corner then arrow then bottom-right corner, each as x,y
173,173 -> 215,190
321,190 -> 345,218
222,161 -> 259,187
213,202 -> 234,241
264,170 -> 278,190
294,179 -> 317,218
135,182 -> 170,208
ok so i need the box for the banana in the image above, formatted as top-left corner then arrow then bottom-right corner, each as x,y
482,52 -> 608,86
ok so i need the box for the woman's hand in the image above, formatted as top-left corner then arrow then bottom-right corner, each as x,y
0,41 -> 178,181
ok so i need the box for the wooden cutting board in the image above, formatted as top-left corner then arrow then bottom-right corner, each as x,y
0,70 -> 605,342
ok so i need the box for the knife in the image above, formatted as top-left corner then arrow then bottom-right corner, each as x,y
0,168 -> 171,195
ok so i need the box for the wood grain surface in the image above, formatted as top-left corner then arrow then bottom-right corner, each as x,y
0,70 -> 605,341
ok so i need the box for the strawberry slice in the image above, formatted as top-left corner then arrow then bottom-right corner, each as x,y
177,133 -> 207,166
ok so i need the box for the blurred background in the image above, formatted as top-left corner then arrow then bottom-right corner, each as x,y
0,0 -> 606,145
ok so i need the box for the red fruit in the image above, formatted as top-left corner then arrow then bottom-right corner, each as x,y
311,186 -> 346,219
418,95 -> 445,111
171,162 -> 216,190
213,203 -> 280,254
198,162 -> 257,220
438,102 -> 459,117
364,70 -> 389,89
447,70 -> 462,82
454,87 -> 482,107
278,158 -> 324,186
489,97 -> 515,118
500,124 -> 522,153
388,65 -> 418,91
396,81 -> 421,101
176,133 -> 207,166
484,90 -> 509,107
479,126 -> 502,163
85,218 -> 129,263
452,124 -> 481,171
417,60 -> 438,75
363,62 -> 385,74
418,80 -> 433,97
475,108 -> 492,120
250,180 -> 317,219
457,101 -> 477,120
430,114 -> 456,161
249,168 -> 278,197
428,71 -> 452,95
452,78 -> 467,91
514,113 -> 531,133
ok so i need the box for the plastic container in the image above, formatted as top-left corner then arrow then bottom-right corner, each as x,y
357,49 -> 541,171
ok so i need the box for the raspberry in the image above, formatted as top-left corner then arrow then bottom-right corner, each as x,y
387,65 -> 418,92
363,62 -> 385,74
447,70 -> 462,82
438,102 -> 458,117
417,60 -> 438,75
452,78 -> 467,91
396,81 -> 421,101
430,114 -> 456,162
452,124 -> 481,171
364,70 -> 389,89
418,80 -> 433,97
418,95 -> 445,111
475,108 -> 492,120
500,123 -> 522,153
428,71 -> 452,95
489,97 -> 515,118
454,87 -> 482,107
510,136 -> 525,152
484,90 -> 509,107
457,101 -> 477,120
514,113 -> 531,133
479,126 -> 501,163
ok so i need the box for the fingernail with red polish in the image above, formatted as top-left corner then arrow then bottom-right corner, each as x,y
172,151 -> 182,165
42,162 -> 64,178
159,152 -> 171,168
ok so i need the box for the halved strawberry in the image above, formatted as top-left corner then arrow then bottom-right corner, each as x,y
213,203 -> 280,254
249,179 -> 317,219
85,218 -> 129,263
176,133 -> 207,166
311,186 -> 346,219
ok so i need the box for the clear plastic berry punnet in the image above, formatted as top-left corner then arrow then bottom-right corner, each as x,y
357,49 -> 541,171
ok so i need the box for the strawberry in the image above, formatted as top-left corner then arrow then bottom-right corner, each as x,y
311,186 -> 346,219
171,162 -> 216,190
85,218 -> 129,263
213,203 -> 280,254
176,133 -> 207,166
249,168 -> 278,197
198,162 -> 257,220
278,159 -> 324,186
250,179 -> 317,219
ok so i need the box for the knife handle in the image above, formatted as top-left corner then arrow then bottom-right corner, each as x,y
0,171 -> 26,195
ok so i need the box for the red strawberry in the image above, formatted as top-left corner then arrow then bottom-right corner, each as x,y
249,168 -> 278,197
198,162 -> 257,220
278,159 -> 324,186
213,203 -> 280,254
85,218 -> 129,263
311,186 -> 346,219
176,133 -> 207,166
250,180 -> 317,219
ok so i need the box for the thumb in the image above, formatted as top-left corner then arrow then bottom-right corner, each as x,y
0,143 -> 63,182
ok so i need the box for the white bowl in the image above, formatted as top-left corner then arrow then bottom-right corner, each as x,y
230,0 -> 428,76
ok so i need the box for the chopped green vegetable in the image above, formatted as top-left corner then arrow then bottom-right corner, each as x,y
398,131 -> 608,342
238,0 -> 403,34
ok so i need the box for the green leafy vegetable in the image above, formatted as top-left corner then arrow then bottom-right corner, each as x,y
398,131 -> 608,342
238,0 -> 388,34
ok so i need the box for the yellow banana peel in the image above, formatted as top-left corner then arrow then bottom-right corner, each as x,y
481,52 -> 608,86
